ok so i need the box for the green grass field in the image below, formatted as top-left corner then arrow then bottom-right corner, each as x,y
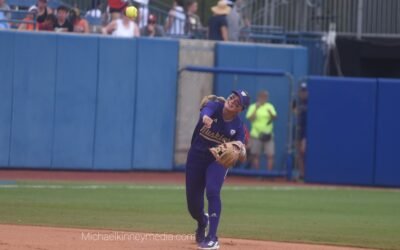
0,181 -> 399,250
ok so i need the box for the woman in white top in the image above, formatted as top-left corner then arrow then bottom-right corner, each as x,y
102,6 -> 140,38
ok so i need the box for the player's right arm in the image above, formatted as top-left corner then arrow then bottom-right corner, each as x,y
200,101 -> 219,128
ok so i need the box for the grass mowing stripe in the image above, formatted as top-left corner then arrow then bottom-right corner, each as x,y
1,182 -> 399,192
0,181 -> 399,250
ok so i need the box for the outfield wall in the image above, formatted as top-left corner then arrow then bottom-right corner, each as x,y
306,77 -> 400,187
0,31 -> 178,170
0,30 -> 307,171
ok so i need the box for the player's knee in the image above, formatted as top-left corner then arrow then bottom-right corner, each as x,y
206,188 -> 220,199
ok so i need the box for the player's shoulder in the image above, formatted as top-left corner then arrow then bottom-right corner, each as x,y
208,100 -> 224,110
202,99 -> 224,110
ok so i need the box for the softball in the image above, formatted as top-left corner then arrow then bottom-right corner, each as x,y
125,6 -> 138,18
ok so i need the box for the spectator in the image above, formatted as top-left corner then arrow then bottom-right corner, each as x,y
208,0 -> 230,41
108,0 -> 128,21
165,0 -> 185,36
70,8 -> 89,33
54,5 -> 73,32
134,0 -> 149,29
18,6 -> 38,31
86,2 -> 103,33
31,0 -> 53,24
0,0 -> 11,20
38,13 -> 56,31
0,11 -> 9,29
185,0 -> 202,38
140,14 -> 164,37
226,0 -> 242,41
294,82 -> 308,180
102,6 -> 140,38
86,2 -> 102,18
246,90 -> 277,170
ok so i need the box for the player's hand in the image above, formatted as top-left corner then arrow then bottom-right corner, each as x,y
202,115 -> 213,128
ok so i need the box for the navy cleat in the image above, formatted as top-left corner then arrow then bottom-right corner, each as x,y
198,236 -> 219,250
195,213 -> 209,243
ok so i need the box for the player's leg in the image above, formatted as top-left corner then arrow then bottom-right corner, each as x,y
203,162 -> 227,244
185,151 -> 209,240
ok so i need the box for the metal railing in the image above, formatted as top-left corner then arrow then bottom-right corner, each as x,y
7,0 -> 71,9
241,0 -> 400,38
0,9 -> 37,30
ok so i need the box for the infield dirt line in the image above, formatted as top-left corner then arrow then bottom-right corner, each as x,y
0,224 -> 375,250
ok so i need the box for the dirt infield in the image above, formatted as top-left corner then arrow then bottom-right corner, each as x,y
0,224 -> 371,250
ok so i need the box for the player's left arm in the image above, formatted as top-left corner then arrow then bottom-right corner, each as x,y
234,123 -> 247,162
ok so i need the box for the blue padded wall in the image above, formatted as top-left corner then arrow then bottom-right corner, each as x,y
0,32 -> 180,171
215,43 -> 308,169
93,38 -> 137,170
374,79 -> 400,187
306,77 -> 377,185
52,35 -> 99,169
214,44 -> 257,98
0,31 -> 14,166
9,33 -> 57,167
132,38 -> 178,169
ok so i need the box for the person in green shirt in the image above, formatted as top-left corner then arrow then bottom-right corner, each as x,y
246,90 -> 277,170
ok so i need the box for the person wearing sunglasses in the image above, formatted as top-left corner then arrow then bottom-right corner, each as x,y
140,14 -> 164,37
186,90 -> 250,250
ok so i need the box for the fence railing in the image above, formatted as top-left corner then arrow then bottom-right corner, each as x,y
0,9 -> 37,30
241,0 -> 400,38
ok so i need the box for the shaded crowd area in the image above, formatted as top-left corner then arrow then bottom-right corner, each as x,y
0,0 -> 251,41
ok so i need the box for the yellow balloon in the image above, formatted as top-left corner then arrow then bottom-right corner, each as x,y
125,6 -> 137,18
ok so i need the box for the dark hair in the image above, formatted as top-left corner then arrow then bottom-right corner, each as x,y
185,0 -> 196,9
175,0 -> 184,7
57,5 -> 69,12
46,13 -> 57,24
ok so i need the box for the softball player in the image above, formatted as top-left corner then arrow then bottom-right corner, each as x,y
186,90 -> 250,250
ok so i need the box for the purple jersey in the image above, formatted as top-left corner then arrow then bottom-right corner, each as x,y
190,101 -> 245,153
